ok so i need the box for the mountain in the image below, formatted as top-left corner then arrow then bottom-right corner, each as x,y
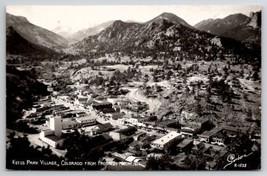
69,20 -> 115,42
71,12 -> 260,63
194,13 -> 249,34
145,12 -> 192,28
6,26 -> 58,58
72,12 -> 196,54
52,25 -> 74,39
71,20 -> 142,53
71,12 -> 219,54
194,18 -> 221,30
194,12 -> 261,44
6,13 -> 69,48
247,11 -> 261,28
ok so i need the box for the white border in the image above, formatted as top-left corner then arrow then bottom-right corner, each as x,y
1,0 -> 265,176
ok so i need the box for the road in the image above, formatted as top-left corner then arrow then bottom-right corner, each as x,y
126,88 -> 162,112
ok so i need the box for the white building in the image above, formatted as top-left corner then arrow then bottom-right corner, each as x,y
151,131 -> 183,151
76,115 -> 97,126
40,115 -> 64,148
50,115 -> 62,137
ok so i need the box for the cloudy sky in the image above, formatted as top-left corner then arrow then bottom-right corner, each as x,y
6,5 -> 261,33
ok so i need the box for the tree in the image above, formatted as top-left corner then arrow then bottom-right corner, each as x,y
146,155 -> 176,170
252,71 -> 260,81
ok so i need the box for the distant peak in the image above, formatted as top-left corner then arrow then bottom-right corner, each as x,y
147,12 -> 191,28
113,20 -> 124,24
159,12 -> 177,17
6,12 -> 29,23
225,13 -> 248,19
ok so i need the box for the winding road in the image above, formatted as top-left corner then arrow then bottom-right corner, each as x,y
126,88 -> 161,112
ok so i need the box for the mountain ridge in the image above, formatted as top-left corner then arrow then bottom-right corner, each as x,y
7,13 -> 69,48
6,26 -> 59,58
194,12 -> 261,44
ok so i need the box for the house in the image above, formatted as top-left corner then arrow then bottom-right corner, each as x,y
62,119 -> 80,130
192,141 -> 225,156
181,125 -> 201,138
92,101 -> 113,110
180,119 -> 212,129
197,127 -> 221,143
109,127 -> 137,142
106,112 -> 124,120
129,141 -> 141,151
123,117 -> 145,126
133,132 -> 146,141
203,146 -> 217,158
76,115 -> 97,126
109,131 -> 128,142
125,156 -> 142,164
128,141 -> 144,155
140,135 -> 157,149
89,134 -> 115,151
151,131 -> 183,151
176,139 -> 194,153
91,123 -> 114,134
146,153 -> 163,160
79,123 -> 114,136
116,127 -> 137,135
198,126 -> 245,146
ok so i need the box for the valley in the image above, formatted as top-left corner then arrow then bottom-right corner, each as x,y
6,8 -> 261,171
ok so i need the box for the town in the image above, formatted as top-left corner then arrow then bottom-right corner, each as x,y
6,6 -> 261,170
7,51 -> 261,170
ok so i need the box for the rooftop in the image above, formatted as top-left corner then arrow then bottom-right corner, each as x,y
152,131 -> 183,145
45,135 -> 62,142
76,114 -> 97,121
116,126 -> 137,135
177,139 -> 193,148
198,127 -> 222,137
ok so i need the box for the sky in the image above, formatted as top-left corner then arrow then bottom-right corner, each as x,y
6,5 -> 261,33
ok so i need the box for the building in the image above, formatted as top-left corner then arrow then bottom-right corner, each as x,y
40,115 -> 64,148
92,101 -> 113,110
181,125 -> 201,138
109,131 -> 128,142
151,131 -> 183,151
109,127 -> 137,142
116,126 -> 137,136
197,127 -> 221,143
81,123 -> 114,136
176,139 -> 194,153
106,112 -> 124,120
74,95 -> 91,106
50,115 -> 62,137
62,119 -> 80,130
133,132 -> 146,141
76,115 -> 97,126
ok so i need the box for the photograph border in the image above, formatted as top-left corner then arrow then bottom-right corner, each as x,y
1,0 -> 266,175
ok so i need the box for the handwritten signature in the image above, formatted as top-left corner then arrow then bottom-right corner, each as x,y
223,152 -> 253,169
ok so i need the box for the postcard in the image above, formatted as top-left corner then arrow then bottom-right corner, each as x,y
6,5 -> 261,170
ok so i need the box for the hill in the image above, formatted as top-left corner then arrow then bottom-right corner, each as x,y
6,66 -> 49,127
